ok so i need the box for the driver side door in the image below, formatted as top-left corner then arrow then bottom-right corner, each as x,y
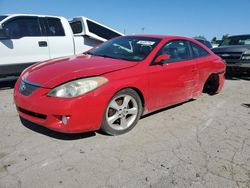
147,40 -> 198,111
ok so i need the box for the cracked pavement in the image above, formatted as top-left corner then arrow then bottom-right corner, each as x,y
0,78 -> 250,188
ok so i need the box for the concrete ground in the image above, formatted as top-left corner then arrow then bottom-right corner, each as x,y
0,78 -> 249,188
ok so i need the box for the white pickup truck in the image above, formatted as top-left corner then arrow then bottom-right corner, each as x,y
0,14 -> 123,80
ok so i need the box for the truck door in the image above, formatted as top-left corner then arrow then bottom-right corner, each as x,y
0,16 -> 50,75
44,17 -> 74,58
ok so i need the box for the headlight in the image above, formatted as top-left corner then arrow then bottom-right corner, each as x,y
47,76 -> 108,98
241,49 -> 250,60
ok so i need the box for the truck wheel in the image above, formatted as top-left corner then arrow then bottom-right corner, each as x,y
101,89 -> 142,135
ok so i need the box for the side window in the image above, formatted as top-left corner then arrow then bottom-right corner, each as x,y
3,17 -> 41,39
158,40 -> 191,63
70,21 -> 82,34
86,20 -> 121,40
191,42 -> 210,58
46,18 -> 65,36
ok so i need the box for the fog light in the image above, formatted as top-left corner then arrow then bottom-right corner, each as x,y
62,116 -> 70,125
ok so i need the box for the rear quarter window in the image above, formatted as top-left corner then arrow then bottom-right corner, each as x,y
70,21 -> 82,34
190,42 -> 210,58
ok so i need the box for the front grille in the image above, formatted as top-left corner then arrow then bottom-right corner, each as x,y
215,52 -> 243,61
17,107 -> 47,119
19,80 -> 41,96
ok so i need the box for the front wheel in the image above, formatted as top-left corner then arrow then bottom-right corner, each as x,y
101,89 -> 143,135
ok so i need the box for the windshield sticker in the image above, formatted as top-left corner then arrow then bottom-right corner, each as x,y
137,41 -> 155,45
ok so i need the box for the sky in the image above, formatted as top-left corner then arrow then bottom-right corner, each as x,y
0,0 -> 249,40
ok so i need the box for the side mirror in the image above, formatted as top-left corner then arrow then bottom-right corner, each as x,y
0,28 -> 10,40
154,54 -> 170,64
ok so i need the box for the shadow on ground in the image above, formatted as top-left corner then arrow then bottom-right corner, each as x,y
141,100 -> 193,119
241,103 -> 250,108
0,80 -> 17,90
20,117 -> 96,140
20,100 -> 194,138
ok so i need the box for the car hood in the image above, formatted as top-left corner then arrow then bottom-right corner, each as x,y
212,45 -> 250,53
23,54 -> 137,88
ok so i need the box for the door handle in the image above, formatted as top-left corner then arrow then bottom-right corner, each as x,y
38,41 -> 47,47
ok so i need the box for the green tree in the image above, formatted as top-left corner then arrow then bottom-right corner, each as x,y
211,37 -> 217,43
222,34 -> 229,41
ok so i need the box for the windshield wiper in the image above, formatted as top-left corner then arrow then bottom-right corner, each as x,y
83,53 -> 136,61
83,51 -> 94,55
94,54 -> 115,59
83,52 -> 116,59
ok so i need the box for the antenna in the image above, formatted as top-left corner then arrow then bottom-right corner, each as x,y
141,27 -> 145,33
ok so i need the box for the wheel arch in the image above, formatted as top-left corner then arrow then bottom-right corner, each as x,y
202,73 -> 220,95
114,86 -> 145,110
106,85 -> 146,115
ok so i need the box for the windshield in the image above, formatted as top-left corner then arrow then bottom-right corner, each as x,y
89,36 -> 161,61
0,16 -> 7,22
220,36 -> 250,46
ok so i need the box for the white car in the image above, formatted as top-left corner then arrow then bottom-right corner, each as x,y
0,14 -> 123,81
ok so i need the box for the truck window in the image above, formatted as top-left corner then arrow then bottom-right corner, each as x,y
70,21 -> 82,34
46,18 -> 65,36
3,17 -> 42,39
220,36 -> 250,46
86,20 -> 121,40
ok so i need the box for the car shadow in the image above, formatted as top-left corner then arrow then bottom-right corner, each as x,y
97,100 -> 194,136
241,103 -> 250,108
141,100 -> 193,119
0,80 -> 17,90
20,117 -> 96,140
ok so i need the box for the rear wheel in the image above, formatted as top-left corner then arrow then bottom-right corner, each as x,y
203,74 -> 219,95
101,89 -> 142,135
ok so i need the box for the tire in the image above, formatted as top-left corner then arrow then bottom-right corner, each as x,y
101,88 -> 143,135
203,74 -> 219,95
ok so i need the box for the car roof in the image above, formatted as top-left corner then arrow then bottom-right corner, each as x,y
125,34 -> 196,41
228,34 -> 250,38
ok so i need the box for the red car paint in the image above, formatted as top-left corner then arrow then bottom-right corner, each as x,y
14,35 -> 225,133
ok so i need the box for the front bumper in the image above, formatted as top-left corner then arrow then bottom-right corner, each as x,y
14,79 -> 111,133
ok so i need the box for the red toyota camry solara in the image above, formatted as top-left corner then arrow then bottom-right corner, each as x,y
14,35 -> 225,135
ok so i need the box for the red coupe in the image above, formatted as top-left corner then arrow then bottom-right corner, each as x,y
14,35 -> 225,135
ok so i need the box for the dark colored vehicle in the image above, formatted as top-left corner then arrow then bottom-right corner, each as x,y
194,38 -> 213,49
212,35 -> 250,75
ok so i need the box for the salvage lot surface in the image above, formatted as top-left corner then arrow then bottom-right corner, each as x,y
0,78 -> 250,188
